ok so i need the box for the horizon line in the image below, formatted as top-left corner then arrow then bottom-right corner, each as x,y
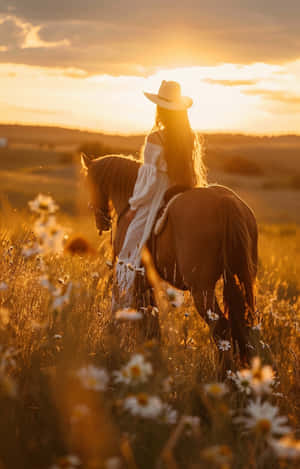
0,120 -> 299,138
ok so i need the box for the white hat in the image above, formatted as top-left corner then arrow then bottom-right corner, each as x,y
144,80 -> 193,111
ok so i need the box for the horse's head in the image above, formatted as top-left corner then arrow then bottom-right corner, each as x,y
81,153 -> 112,235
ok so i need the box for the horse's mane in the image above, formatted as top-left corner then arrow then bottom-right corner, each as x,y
89,154 -> 141,202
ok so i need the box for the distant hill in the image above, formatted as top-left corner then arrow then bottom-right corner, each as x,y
1,123 -> 300,223
0,123 -> 145,150
1,123 -> 300,148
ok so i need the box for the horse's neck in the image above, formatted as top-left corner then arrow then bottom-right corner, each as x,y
110,190 -> 129,219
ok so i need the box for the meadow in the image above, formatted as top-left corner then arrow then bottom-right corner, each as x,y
0,126 -> 300,468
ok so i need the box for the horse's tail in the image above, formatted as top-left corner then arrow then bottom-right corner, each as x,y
221,196 -> 257,361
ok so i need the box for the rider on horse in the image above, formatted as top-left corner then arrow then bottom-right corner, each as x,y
114,80 -> 206,310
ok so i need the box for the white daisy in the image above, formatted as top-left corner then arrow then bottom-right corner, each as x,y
207,309 -> 219,321
248,357 -> 275,395
232,369 -> 252,395
183,416 -> 201,429
204,382 -> 228,398
231,357 -> 275,396
0,282 -> 8,291
50,454 -> 81,469
123,393 -> 163,419
235,398 -> 291,438
218,340 -> 231,351
52,283 -> 72,312
76,365 -> 109,391
269,435 -> 300,460
104,457 -> 122,469
113,354 -> 152,385
29,193 -> 59,214
161,403 -> 178,424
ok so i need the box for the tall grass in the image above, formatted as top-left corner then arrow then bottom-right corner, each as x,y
0,203 -> 299,469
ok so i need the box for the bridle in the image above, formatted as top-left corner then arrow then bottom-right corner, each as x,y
88,201 -> 129,243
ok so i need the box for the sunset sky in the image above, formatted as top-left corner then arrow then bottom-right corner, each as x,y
0,1 -> 300,134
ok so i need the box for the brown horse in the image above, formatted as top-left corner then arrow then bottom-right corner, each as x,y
81,153 -> 258,365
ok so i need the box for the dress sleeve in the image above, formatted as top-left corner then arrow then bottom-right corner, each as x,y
129,140 -> 163,211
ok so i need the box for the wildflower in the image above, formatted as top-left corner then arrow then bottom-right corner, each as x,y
166,287 -> 184,307
161,403 -> 178,424
140,305 -> 159,316
115,308 -> 142,320
106,260 -> 113,268
249,357 -> 275,395
207,309 -> 219,321
114,354 -> 152,385
232,369 -> 252,395
50,454 -> 81,469
201,445 -> 232,466
22,244 -> 41,257
0,282 -> 7,291
29,193 -> 58,214
269,435 -> 300,460
218,340 -> 231,351
226,370 -> 235,381
204,382 -> 228,398
52,283 -> 72,311
162,376 -> 173,393
235,398 -> 291,438
76,365 -> 109,391
104,457 -> 122,469
259,340 -> 269,350
231,357 -> 275,396
184,416 -> 201,429
123,393 -> 163,419
53,334 -> 62,340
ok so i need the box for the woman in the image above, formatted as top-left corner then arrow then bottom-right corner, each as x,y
114,80 -> 206,309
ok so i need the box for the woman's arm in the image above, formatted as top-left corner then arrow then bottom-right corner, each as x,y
128,134 -> 163,211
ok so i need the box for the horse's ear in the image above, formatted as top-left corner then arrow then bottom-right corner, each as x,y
81,153 -> 92,171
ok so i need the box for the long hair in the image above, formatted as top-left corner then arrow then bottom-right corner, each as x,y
148,106 -> 206,188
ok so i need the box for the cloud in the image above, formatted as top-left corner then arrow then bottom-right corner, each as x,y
0,1 -> 300,75
202,78 -> 258,87
244,88 -> 300,106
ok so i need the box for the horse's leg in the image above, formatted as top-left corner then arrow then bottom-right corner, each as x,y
192,287 -> 233,378
134,272 -> 161,342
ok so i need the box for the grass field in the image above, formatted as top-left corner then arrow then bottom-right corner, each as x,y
0,200 -> 299,469
0,126 -> 300,468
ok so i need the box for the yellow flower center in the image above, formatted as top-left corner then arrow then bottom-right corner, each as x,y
130,365 -> 142,377
208,384 -> 222,395
87,377 -> 97,387
137,393 -> 149,406
257,419 -> 271,433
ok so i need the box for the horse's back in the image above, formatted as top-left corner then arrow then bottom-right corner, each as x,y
157,184 -> 257,288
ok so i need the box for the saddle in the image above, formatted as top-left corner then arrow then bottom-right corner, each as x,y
150,184 -> 188,241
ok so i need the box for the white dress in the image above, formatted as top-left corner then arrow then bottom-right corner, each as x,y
114,138 -> 170,308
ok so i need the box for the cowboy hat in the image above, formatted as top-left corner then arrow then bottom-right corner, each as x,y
144,80 -> 193,111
